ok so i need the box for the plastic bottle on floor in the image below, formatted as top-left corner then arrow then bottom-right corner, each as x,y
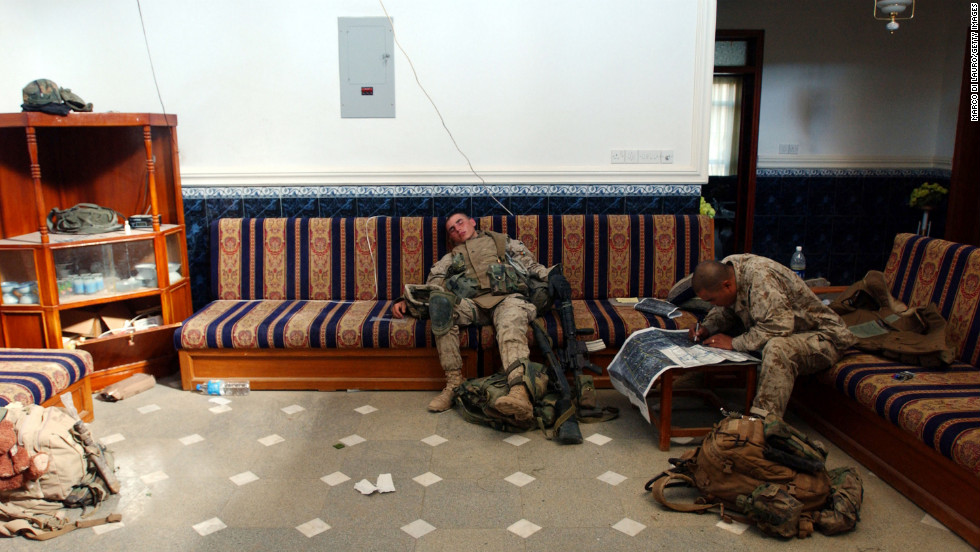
196,379 -> 250,396
790,246 -> 806,279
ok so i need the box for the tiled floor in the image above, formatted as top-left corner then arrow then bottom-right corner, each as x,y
8,374 -> 973,551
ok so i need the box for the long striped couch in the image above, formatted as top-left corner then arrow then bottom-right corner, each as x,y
792,233 -> 980,548
175,214 -> 713,392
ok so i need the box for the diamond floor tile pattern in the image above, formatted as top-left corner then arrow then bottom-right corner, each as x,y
16,376 -> 967,552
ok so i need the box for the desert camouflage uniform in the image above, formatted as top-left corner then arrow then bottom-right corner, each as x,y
426,231 -> 549,379
700,254 -> 857,418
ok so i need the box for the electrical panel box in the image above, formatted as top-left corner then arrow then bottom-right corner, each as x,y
338,17 -> 395,118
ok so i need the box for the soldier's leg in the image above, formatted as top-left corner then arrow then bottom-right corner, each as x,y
751,333 -> 842,418
490,296 -> 538,421
428,296 -> 481,412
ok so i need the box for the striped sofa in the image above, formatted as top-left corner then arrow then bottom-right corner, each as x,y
792,233 -> 980,548
0,349 -> 94,422
175,214 -> 713,392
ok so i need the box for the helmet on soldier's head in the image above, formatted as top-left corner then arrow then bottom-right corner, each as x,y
22,79 -> 63,106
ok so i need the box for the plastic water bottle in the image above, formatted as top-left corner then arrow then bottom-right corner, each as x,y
196,379 -> 250,396
790,246 -> 806,279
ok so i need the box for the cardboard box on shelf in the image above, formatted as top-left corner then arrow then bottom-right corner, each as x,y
60,309 -> 104,338
98,303 -> 133,332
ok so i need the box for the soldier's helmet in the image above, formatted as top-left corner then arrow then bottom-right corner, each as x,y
22,79 -> 63,106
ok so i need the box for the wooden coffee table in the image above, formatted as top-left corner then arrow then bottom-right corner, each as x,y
647,362 -> 758,451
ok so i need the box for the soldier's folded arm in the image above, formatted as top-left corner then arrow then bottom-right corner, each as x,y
731,294 -> 797,352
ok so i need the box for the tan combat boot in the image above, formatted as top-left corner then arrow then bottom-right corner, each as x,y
428,370 -> 463,412
494,383 -> 533,421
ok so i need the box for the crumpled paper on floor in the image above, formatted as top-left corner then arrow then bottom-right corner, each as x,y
355,473 -> 395,495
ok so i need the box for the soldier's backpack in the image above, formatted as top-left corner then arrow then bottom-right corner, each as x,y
645,413 -> 863,539
0,404 -> 121,540
829,270 -> 955,367
47,203 -> 125,235
454,366 -> 618,438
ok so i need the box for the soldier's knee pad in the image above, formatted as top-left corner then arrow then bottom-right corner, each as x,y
429,291 -> 456,337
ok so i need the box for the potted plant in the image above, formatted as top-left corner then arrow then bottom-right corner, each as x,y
909,182 -> 948,236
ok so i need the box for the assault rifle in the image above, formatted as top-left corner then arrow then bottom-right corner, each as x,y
530,268 -> 604,444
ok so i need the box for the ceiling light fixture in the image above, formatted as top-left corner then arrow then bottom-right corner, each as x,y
874,0 -> 915,33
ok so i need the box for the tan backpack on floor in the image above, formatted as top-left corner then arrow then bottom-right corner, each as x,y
645,413 -> 862,539
0,404 -> 120,540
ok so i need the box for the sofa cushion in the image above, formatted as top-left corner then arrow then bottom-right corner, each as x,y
478,214 -> 713,300
883,234 -> 980,365
177,300 -> 482,350
822,351 -> 980,477
0,349 -> 93,407
210,215 -> 714,303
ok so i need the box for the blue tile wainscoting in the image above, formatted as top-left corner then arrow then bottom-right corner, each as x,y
180,183 -> 700,311
748,168 -> 950,287
180,171 -> 949,311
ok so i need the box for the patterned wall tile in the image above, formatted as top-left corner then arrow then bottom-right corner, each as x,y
357,197 -> 396,218
243,197 -> 282,218
587,196 -> 624,215
281,197 -> 319,218
509,195 -> 548,215
662,195 -> 699,214
624,195 -> 664,214
395,196 -> 433,216
433,196 -> 471,218
319,197 -> 357,218
205,197 -> 243,220
548,195 -> 587,215
472,195 -> 512,216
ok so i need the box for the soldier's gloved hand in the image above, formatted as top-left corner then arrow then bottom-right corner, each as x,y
548,265 -> 572,300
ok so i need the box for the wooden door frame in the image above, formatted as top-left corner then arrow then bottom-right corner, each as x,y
714,30 -> 764,253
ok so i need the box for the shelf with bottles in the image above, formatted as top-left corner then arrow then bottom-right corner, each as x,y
0,248 -> 39,305
0,225 -> 187,309
52,237 -> 185,306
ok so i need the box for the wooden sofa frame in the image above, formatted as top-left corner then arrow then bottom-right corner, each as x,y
793,381 -> 979,548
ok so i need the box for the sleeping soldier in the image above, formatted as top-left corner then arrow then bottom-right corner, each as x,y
392,213 -> 552,419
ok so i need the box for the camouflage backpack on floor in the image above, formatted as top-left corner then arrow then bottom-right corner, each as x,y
454,364 -> 617,437
645,412 -> 863,539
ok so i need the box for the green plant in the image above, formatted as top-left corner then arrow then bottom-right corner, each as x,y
699,197 -> 716,218
909,182 -> 948,209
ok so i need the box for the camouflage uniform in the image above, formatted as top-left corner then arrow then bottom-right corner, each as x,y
700,254 -> 857,418
426,231 -> 549,377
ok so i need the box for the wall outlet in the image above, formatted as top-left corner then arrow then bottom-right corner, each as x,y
611,149 -> 626,164
638,149 -> 661,163
661,149 -> 674,164
624,149 -> 639,164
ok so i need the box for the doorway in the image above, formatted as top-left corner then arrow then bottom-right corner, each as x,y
702,30 -> 764,258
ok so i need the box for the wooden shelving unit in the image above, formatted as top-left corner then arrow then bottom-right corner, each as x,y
0,112 -> 192,390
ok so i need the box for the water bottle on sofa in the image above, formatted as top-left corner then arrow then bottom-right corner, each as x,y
196,379 -> 250,396
790,246 -> 806,279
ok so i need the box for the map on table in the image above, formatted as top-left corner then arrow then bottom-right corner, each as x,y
607,327 -> 759,423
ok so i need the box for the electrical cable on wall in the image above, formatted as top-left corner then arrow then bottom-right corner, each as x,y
138,0 -> 512,217
377,0 -> 513,217
136,0 -> 177,218
136,0 -> 168,117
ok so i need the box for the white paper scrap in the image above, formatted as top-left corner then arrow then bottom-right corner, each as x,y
208,397 -> 231,405
354,479 -> 378,495
376,473 -> 396,493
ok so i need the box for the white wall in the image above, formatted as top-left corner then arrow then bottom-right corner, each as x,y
716,0 -> 968,169
1,0 -> 716,185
